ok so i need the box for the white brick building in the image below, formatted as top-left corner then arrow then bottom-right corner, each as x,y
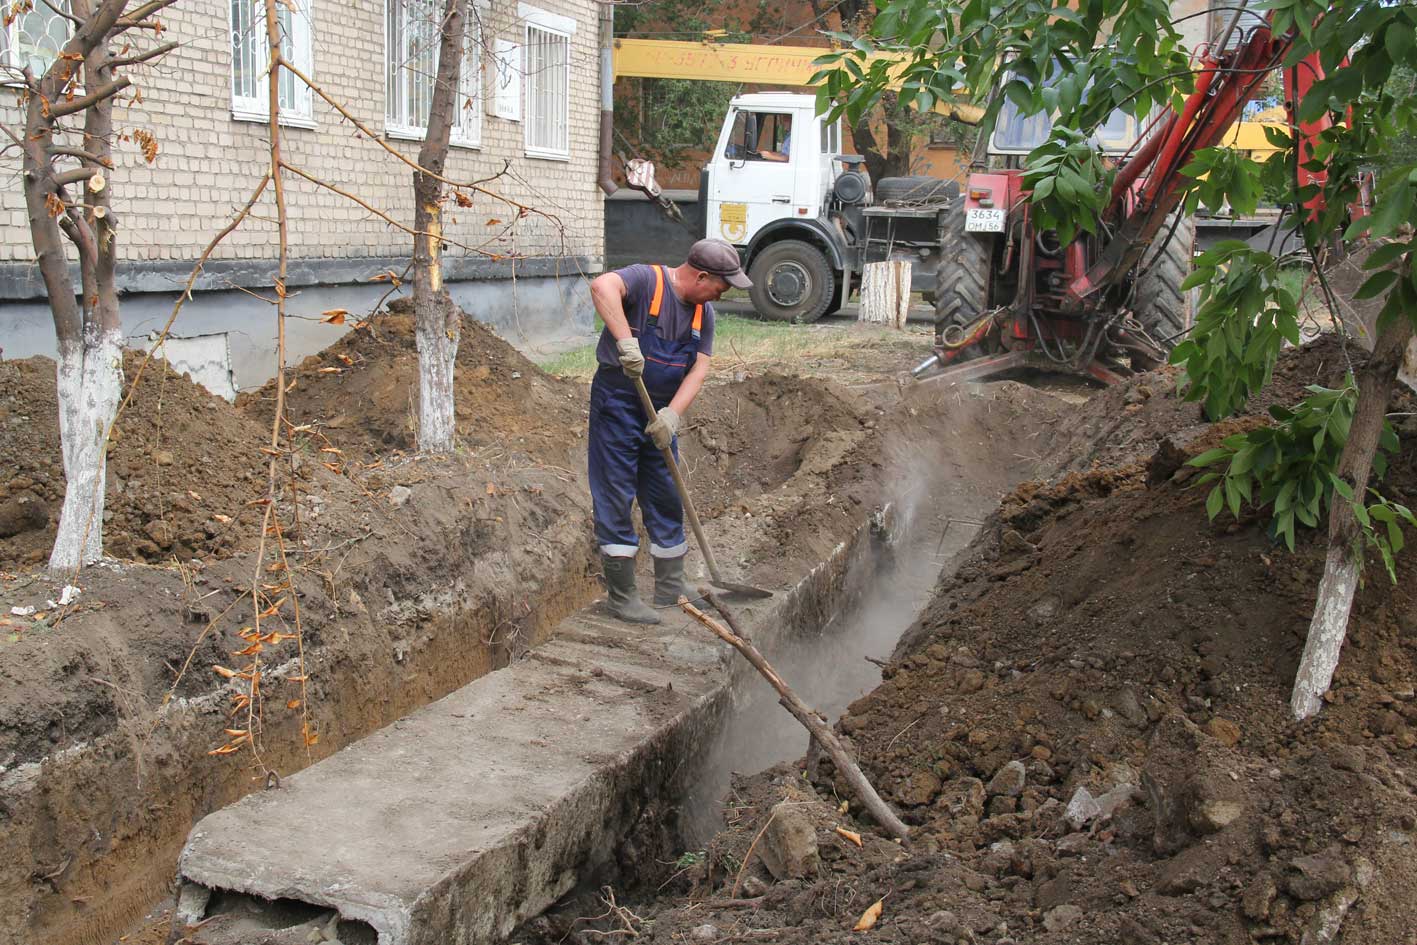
1,0 -> 605,390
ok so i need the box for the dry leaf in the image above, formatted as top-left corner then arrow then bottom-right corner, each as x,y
259,447 -> 281,456
485,218 -> 502,226
320,446 -> 344,455
208,743 -> 242,756
187,490 -> 202,501
853,899 -> 883,932
318,366 -> 341,374
321,309 -> 348,325
223,728 -> 248,737
212,665 -> 238,679
336,353 -> 354,365
838,799 -> 849,814
235,642 -> 263,657
304,732 -> 320,746
286,699 -> 301,710
454,191 -> 473,207
835,827 -> 863,847
213,513 -> 232,524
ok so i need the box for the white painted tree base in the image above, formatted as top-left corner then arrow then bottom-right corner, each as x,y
415,314 -> 459,454
49,330 -> 124,575
859,261 -> 912,329
1291,545 -> 1360,720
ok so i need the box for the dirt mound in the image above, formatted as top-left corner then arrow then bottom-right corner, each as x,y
237,306 -> 584,464
0,352 -> 271,569
574,337 -> 1417,945
1048,333 -> 1356,474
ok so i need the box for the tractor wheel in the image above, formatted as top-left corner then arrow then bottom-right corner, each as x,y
747,240 -> 835,324
934,194 -> 993,360
1133,213 -> 1196,352
875,176 -> 959,206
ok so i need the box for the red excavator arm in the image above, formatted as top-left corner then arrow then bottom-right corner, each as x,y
1065,14 -> 1314,310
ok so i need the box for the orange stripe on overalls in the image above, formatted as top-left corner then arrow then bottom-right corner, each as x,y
649,265 -> 665,317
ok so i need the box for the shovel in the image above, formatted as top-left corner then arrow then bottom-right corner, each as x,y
632,375 -> 773,599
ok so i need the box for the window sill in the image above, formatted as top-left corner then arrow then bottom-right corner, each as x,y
232,108 -> 317,131
388,125 -> 482,151
525,147 -> 570,162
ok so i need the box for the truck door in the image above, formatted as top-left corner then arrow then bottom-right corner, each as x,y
707,109 -> 799,247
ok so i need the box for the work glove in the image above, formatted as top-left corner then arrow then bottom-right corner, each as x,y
646,406 -> 680,450
616,337 -> 645,378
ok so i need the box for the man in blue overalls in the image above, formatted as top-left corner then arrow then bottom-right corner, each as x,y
587,239 -> 752,624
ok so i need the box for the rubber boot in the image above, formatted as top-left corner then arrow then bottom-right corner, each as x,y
602,555 -> 660,625
653,554 -> 689,607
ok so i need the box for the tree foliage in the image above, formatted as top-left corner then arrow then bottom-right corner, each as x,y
821,0 -> 1417,565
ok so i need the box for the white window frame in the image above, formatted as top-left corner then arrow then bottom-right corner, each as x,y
385,0 -> 484,150
228,0 -> 316,129
519,4 -> 574,161
1,3 -> 73,86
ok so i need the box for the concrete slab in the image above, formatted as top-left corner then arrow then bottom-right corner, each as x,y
174,515 -> 888,945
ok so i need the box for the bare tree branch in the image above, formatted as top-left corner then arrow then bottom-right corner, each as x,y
47,145 -> 113,166
110,39 -> 179,69
49,76 -> 133,117
53,166 -> 103,187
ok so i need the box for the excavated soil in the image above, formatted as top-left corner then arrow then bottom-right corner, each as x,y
237,304 -> 586,466
528,337 -> 1417,945
0,352 -> 272,569
0,313 -> 983,945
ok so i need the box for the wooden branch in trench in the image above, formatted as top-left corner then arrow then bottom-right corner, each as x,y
680,591 -> 911,843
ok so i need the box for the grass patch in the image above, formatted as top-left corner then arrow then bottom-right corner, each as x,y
536,314 -> 918,379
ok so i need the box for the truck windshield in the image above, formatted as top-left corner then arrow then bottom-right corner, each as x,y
991,79 -> 1139,155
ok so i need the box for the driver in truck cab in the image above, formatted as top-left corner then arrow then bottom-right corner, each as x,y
760,115 -> 791,162
587,239 -> 752,625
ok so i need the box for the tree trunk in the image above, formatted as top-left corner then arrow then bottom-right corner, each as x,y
18,6 -> 128,575
412,0 -> 470,453
49,329 -> 124,573
859,260 -> 911,328
1291,307 -> 1415,720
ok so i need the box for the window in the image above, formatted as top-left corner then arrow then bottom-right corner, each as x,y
386,0 -> 482,148
722,111 -> 793,163
1,4 -> 70,80
229,0 -> 314,126
520,4 -> 574,159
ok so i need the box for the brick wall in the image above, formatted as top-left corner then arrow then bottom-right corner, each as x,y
0,0 -> 604,273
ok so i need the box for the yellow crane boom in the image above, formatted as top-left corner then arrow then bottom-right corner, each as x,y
612,37 -> 985,125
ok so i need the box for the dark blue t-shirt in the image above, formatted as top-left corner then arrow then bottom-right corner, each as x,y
595,264 -> 716,368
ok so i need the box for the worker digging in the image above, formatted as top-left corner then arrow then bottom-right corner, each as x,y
587,238 -> 752,624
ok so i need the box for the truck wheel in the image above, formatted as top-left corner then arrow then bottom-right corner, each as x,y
876,177 -> 960,205
1133,213 -> 1196,352
935,194 -> 992,359
747,240 -> 835,324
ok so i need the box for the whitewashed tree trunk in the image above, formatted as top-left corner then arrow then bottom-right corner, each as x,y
1291,546 -> 1360,720
415,307 -> 459,452
859,260 -> 912,328
48,328 -> 124,574
1290,305 -> 1414,720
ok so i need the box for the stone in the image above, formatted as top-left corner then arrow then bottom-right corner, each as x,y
959,669 -> 986,693
1025,758 -> 1057,784
1330,744 -> 1365,773
1035,874 -> 1072,911
1186,772 -> 1245,834
926,910 -> 961,935
1042,904 -> 1082,933
689,924 -> 719,942
0,492 -> 49,538
1094,783 -> 1138,821
153,449 -> 175,466
901,769 -> 942,807
1205,717 -> 1242,747
987,795 -> 1018,817
987,760 -> 1027,797
1286,852 -> 1349,901
1113,686 -> 1148,726
389,485 -> 413,508
1156,846 -> 1214,895
1056,832 -> 1090,856
1064,786 -> 1102,830
1118,915 -> 1160,945
758,802 -> 819,881
1242,872 -> 1278,920
143,518 -> 174,548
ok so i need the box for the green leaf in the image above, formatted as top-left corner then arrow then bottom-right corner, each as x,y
1355,268 -> 1400,300
1206,485 -> 1224,521
1188,448 -> 1233,467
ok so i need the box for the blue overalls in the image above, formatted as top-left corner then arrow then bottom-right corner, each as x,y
589,265 -> 704,559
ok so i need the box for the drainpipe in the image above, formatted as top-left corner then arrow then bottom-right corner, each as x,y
597,2 -> 617,195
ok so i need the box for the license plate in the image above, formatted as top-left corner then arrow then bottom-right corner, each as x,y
965,208 -> 1006,232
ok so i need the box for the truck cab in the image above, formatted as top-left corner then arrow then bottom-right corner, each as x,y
702,92 -> 950,323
